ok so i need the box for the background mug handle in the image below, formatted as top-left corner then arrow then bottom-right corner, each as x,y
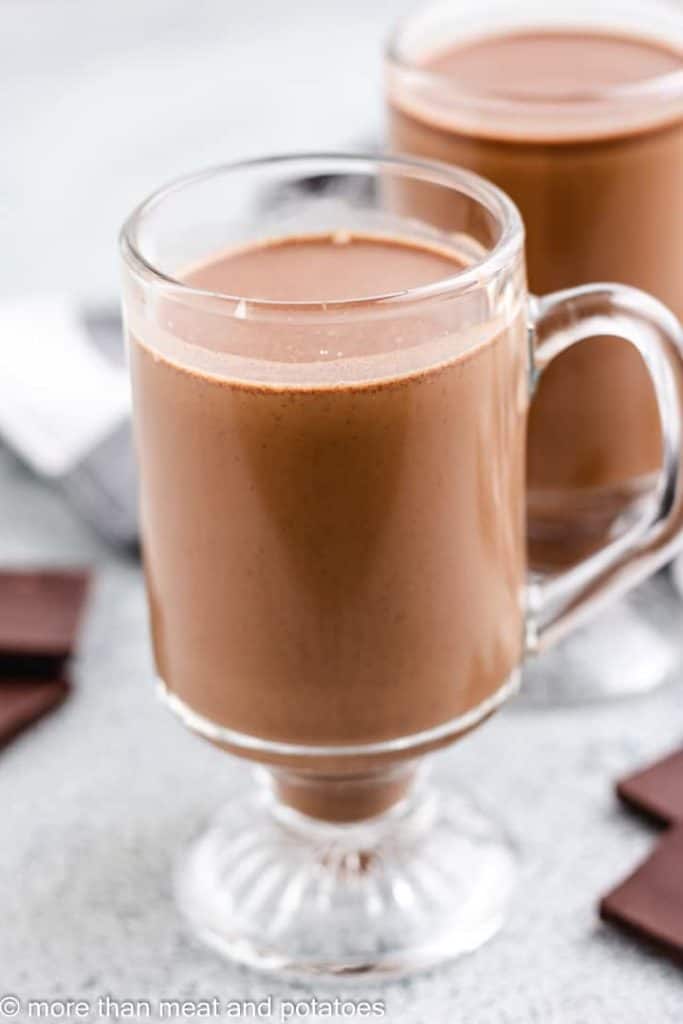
525,283 -> 683,654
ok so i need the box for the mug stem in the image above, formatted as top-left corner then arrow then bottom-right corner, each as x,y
265,763 -> 419,823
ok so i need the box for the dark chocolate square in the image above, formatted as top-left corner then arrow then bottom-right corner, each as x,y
600,826 -> 683,964
617,747 -> 683,826
0,678 -> 70,749
0,569 -> 90,662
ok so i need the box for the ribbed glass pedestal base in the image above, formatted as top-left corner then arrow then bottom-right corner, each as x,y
176,772 -> 517,978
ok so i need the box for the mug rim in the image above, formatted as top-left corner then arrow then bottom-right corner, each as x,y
119,152 -> 524,316
386,0 -> 683,113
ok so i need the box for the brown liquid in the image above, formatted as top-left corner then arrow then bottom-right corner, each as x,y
130,234 -> 527,819
389,28 -> 683,564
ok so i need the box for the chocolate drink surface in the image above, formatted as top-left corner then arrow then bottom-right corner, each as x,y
389,27 -> 683,562
129,233 -> 527,772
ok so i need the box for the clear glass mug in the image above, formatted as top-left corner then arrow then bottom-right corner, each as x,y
387,0 -> 683,699
120,154 -> 683,977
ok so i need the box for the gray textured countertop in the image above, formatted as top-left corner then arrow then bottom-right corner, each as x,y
3,2 -> 683,1020
3,443 -> 683,1022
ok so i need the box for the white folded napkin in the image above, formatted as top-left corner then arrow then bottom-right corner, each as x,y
0,294 -> 138,546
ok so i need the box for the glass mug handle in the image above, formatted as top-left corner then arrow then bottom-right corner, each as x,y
526,283 -> 683,654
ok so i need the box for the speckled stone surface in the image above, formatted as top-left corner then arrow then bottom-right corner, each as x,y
3,442 -> 683,1022
2,2 -> 683,1020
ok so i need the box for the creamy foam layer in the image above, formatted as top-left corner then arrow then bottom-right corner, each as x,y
183,232 -> 467,301
127,232 -> 520,387
390,28 -> 683,141
428,30 -> 682,96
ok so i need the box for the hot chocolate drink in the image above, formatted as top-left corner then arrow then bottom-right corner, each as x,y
129,233 -> 527,818
122,154 -> 683,973
388,23 -> 683,562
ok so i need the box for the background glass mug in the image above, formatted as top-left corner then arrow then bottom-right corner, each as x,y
386,0 -> 683,699
120,154 -> 683,977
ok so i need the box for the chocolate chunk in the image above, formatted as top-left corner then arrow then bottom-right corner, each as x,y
0,570 -> 90,661
617,747 -> 683,826
600,826 -> 683,964
0,678 -> 69,749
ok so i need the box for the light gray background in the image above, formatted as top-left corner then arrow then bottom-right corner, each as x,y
2,2 -> 683,1021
